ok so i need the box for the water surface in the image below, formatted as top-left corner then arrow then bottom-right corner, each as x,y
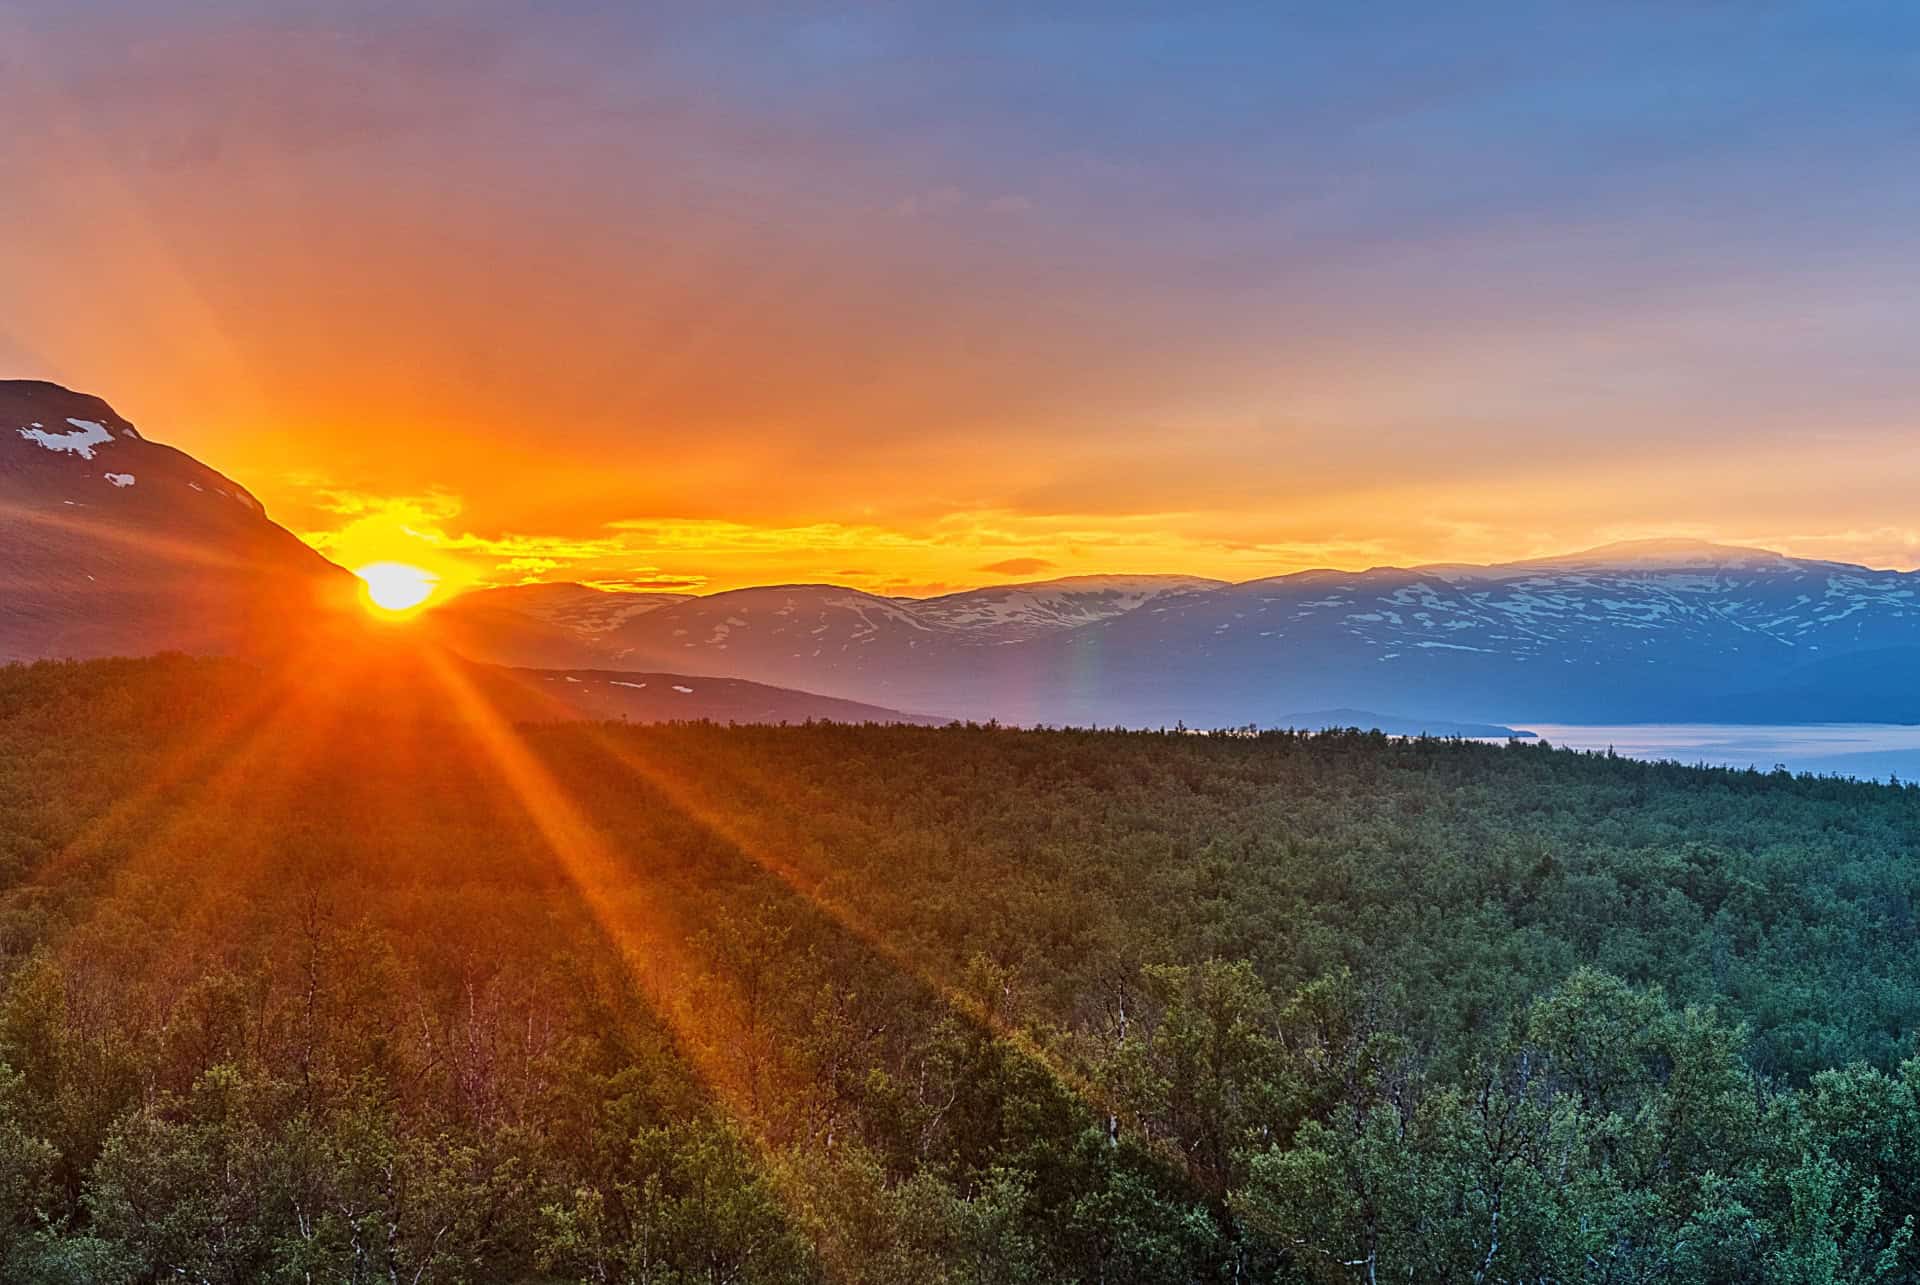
1520,723 -> 1920,782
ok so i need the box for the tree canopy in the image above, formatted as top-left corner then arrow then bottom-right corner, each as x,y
1,654 -> 1918,1282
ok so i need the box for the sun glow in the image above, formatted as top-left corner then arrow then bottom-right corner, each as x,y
355,561 -> 439,614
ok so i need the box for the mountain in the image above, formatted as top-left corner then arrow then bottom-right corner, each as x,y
1011,539 -> 1920,725
0,381 -> 935,728
440,582 -> 687,643
590,584 -> 962,704
430,575 -> 1228,676
1706,647 -> 1920,724
910,575 -> 1228,641
423,582 -> 689,669
14,382 -> 1915,728
503,666 -> 942,725
428,576 -> 1235,713
0,380 -> 355,661
263,640 -> 940,727
428,540 -> 1920,726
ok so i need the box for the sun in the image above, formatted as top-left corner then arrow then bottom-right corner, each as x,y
356,561 -> 439,615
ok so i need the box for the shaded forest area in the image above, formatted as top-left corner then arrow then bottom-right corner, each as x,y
3,653 -> 1920,1282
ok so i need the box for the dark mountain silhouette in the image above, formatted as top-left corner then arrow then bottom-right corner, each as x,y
0,380 -> 356,662
0,381 -> 933,726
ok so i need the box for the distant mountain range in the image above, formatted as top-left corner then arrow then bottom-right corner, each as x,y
433,541 -> 1920,727
11,379 -> 1920,729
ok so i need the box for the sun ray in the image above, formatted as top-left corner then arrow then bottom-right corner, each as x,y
561,721 -> 1127,1119
19,655 -> 320,898
22,635 -> 458,1038
0,499 -> 289,574
408,650 -> 980,1281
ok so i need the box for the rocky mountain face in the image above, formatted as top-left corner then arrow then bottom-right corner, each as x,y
0,380 -> 355,662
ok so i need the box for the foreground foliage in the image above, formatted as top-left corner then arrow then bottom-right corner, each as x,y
3,654 -> 1920,1282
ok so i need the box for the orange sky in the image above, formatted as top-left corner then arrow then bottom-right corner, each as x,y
4,5 -> 1920,601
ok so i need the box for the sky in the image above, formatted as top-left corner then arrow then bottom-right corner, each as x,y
3,1 -> 1919,598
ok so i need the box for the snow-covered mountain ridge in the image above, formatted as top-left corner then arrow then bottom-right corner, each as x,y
433,541 -> 1920,725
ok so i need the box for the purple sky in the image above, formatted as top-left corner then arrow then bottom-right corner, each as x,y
3,2 -> 1918,592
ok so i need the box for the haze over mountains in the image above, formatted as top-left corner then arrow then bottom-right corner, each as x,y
437,542 -> 1920,727
9,379 -> 1920,730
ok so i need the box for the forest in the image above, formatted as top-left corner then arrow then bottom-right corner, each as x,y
3,651 -> 1920,1282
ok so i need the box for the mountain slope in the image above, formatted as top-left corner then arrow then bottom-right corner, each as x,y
504,665 -> 942,725
1020,540 -> 1920,724
588,584 -> 966,704
434,576 -> 1236,713
463,541 -> 1920,726
427,582 -> 689,668
421,583 -> 691,670
1705,647 -> 1920,724
0,380 -> 356,661
910,574 -> 1228,641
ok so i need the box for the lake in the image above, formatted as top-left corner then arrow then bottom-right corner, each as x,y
1519,723 -> 1920,782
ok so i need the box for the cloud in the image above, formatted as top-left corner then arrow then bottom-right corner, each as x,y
977,556 -> 1056,576
1735,526 -> 1920,572
297,488 -> 623,565
292,486 -> 635,591
433,530 -> 630,562
603,518 -> 928,552
581,572 -> 709,592
308,488 -> 462,523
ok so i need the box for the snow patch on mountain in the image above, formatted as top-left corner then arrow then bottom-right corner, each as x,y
18,418 -> 117,459
914,575 -> 1227,641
